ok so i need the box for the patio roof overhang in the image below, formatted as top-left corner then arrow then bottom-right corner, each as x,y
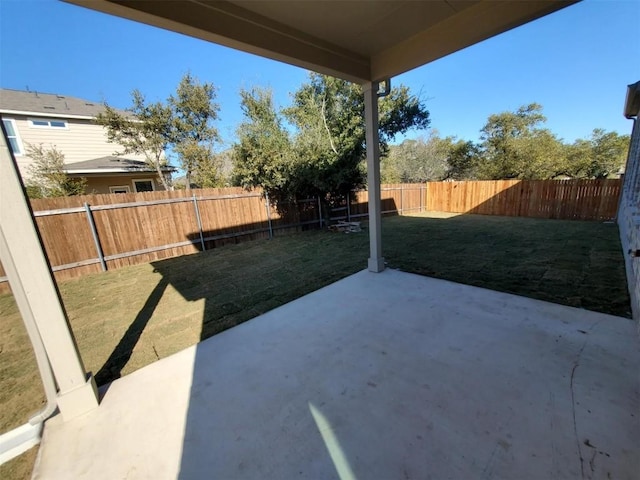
65,0 -> 577,84
0,0 -> 581,455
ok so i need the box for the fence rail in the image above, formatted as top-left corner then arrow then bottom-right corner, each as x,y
0,187 -> 321,290
0,179 -> 622,291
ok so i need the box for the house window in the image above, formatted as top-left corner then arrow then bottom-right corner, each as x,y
29,119 -> 68,129
109,185 -> 130,194
2,119 -> 23,155
133,179 -> 154,192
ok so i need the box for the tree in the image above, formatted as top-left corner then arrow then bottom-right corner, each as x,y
169,73 -> 220,189
25,144 -> 86,198
586,128 -> 629,178
443,139 -> 481,180
382,131 -> 450,183
559,129 -> 629,179
560,138 -> 592,178
232,87 -> 293,197
190,149 -> 233,188
96,90 -> 174,190
477,103 -> 565,180
96,73 -> 223,191
233,73 -> 430,200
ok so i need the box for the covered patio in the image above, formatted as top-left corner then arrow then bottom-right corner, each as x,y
33,270 -> 639,478
1,0 -> 638,478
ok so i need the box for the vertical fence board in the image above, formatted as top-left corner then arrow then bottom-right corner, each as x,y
423,179 -> 620,220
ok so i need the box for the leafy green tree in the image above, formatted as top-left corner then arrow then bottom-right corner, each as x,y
586,128 -> 629,178
382,131 -> 450,183
232,87 -> 293,196
560,138 -> 592,178
443,139 -> 481,180
189,148 -> 235,188
559,129 -> 629,179
477,103 -> 565,180
25,144 -> 86,198
96,73 -> 223,191
169,73 -> 220,189
96,90 -> 174,190
233,73 -> 429,200
383,132 -> 482,183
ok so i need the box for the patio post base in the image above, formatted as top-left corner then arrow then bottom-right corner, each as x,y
368,256 -> 385,272
56,375 -> 99,422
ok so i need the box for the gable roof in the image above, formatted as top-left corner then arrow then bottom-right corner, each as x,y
64,156 -> 174,174
0,88 -> 118,119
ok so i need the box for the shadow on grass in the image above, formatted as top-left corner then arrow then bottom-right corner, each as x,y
381,214 -> 631,318
91,207 -> 631,389
94,277 -> 169,385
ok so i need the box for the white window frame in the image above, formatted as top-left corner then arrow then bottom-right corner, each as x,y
132,178 -> 155,193
2,118 -> 24,156
109,185 -> 131,194
28,118 -> 68,129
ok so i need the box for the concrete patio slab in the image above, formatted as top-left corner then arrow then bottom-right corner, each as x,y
33,269 -> 639,479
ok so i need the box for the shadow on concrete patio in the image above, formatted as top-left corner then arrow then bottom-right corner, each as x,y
32,270 -> 640,478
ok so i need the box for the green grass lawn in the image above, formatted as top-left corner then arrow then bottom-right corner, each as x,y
0,212 -> 630,479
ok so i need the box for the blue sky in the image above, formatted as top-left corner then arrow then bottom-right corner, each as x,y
1,0 -> 638,149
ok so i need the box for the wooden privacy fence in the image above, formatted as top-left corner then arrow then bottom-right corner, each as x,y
329,183 -> 426,222
426,179 -> 621,221
0,187 -> 321,290
0,179 -> 621,291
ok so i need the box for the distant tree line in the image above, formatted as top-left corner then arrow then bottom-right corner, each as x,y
27,77 -> 628,200
381,103 -> 630,183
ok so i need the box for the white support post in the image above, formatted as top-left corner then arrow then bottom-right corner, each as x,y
0,130 -> 98,421
363,82 -> 385,272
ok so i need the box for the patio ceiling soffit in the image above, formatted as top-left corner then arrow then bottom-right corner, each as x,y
65,0 -> 578,84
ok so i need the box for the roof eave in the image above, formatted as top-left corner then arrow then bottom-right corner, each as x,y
0,109 -> 96,120
624,81 -> 640,119
65,0 -> 371,83
371,1 -> 579,81
64,0 -> 579,84
64,167 -> 175,174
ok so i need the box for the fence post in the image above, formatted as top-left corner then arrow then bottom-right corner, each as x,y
84,202 -> 106,272
400,184 -> 404,215
192,195 -> 206,251
317,197 -> 323,228
420,185 -> 424,212
265,192 -> 273,239
347,192 -> 351,222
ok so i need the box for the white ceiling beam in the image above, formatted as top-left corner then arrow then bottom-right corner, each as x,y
371,0 -> 578,81
67,0 -> 371,83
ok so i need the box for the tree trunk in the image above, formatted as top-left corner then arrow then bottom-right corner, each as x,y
152,157 -> 172,191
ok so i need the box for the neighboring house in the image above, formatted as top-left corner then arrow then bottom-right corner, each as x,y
64,156 -> 172,194
0,88 -> 173,194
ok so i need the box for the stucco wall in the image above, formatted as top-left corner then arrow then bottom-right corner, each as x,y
618,116 -> 640,327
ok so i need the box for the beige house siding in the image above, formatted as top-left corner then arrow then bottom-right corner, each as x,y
67,174 -> 167,195
5,114 -> 146,177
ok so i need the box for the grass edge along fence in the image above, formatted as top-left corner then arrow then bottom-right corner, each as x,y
0,179 -> 621,291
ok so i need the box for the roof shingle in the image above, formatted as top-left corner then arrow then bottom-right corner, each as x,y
0,88 -> 121,117
64,156 -> 173,173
